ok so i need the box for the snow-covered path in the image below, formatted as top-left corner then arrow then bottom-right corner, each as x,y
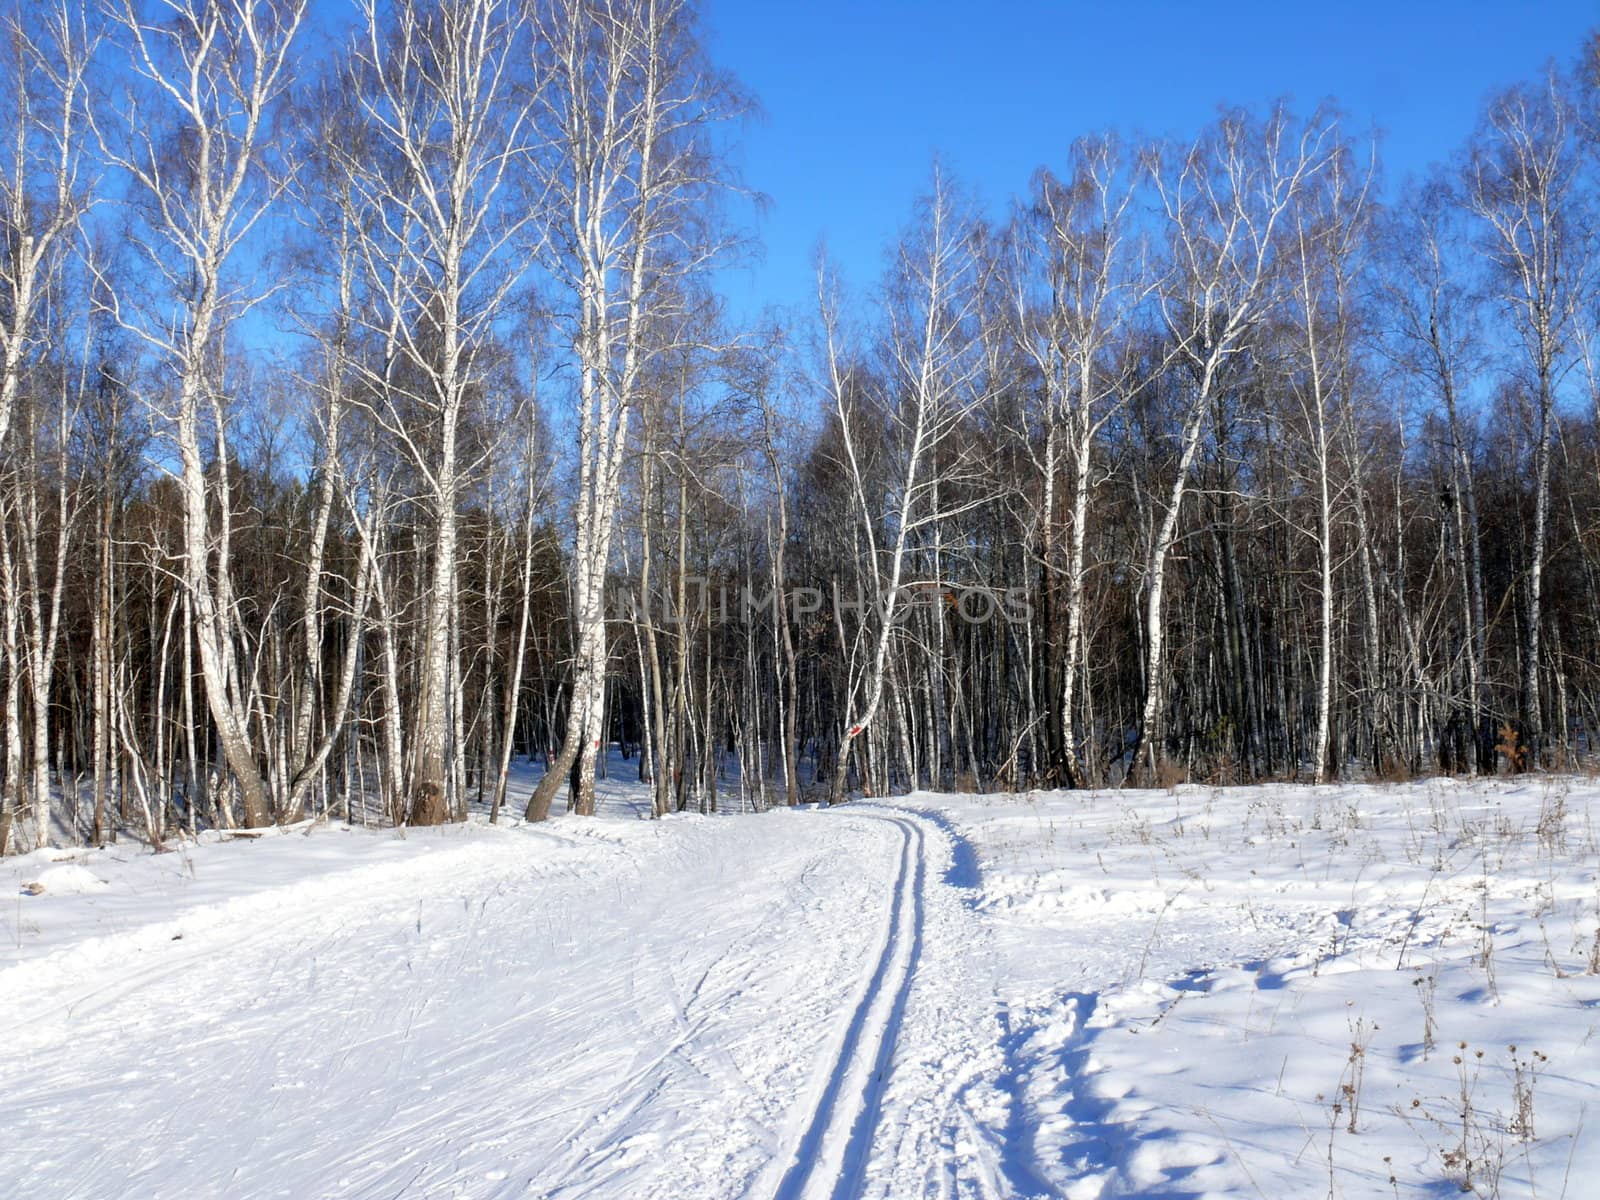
6,778 -> 1600,1199
0,804 -> 1000,1200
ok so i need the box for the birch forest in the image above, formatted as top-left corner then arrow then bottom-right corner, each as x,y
8,0 -> 1600,852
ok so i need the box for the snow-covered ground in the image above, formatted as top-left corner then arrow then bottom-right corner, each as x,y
2,769 -> 1597,1198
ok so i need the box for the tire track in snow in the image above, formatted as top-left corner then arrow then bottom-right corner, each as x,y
769,813 -> 927,1200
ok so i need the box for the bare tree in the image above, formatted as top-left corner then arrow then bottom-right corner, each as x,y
1129,106 -> 1335,783
525,0 -> 745,821
1383,177 -> 1490,771
1467,71 -> 1586,764
1004,134 -> 1143,786
821,170 -> 990,803
750,335 -> 803,806
341,0 -> 535,824
1286,128 -> 1372,782
0,0 -> 96,458
99,0 -> 307,828
0,0 -> 97,847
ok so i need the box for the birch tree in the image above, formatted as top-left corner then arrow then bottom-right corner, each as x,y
100,0 -> 306,828
1129,107 -> 1334,783
822,170 -> 989,803
0,1 -> 97,846
1286,130 -> 1371,782
341,0 -> 534,824
525,0 -> 745,821
1383,179 -> 1489,770
1005,134 -> 1142,786
1467,72 -> 1585,764
0,0 -> 96,461
751,338 -> 802,806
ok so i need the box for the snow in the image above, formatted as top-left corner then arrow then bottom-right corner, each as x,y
917,778 -> 1600,1198
25,863 -> 107,896
2,769 -> 1597,1198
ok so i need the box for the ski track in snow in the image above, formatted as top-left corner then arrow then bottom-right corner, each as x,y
768,814 -> 925,1200
0,801 -> 1010,1200
7,777 -> 1600,1198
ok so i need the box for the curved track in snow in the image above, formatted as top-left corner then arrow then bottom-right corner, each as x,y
19,781 -> 1597,1199
767,814 -> 927,1200
0,804 -> 1003,1200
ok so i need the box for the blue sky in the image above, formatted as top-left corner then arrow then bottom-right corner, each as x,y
704,0 -> 1600,318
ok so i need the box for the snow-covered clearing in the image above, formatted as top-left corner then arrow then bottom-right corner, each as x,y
2,772 -> 1598,1198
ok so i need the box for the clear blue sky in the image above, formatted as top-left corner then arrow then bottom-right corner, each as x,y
704,0 -> 1600,318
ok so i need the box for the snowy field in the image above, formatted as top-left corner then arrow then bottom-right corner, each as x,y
2,771 -> 1598,1199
